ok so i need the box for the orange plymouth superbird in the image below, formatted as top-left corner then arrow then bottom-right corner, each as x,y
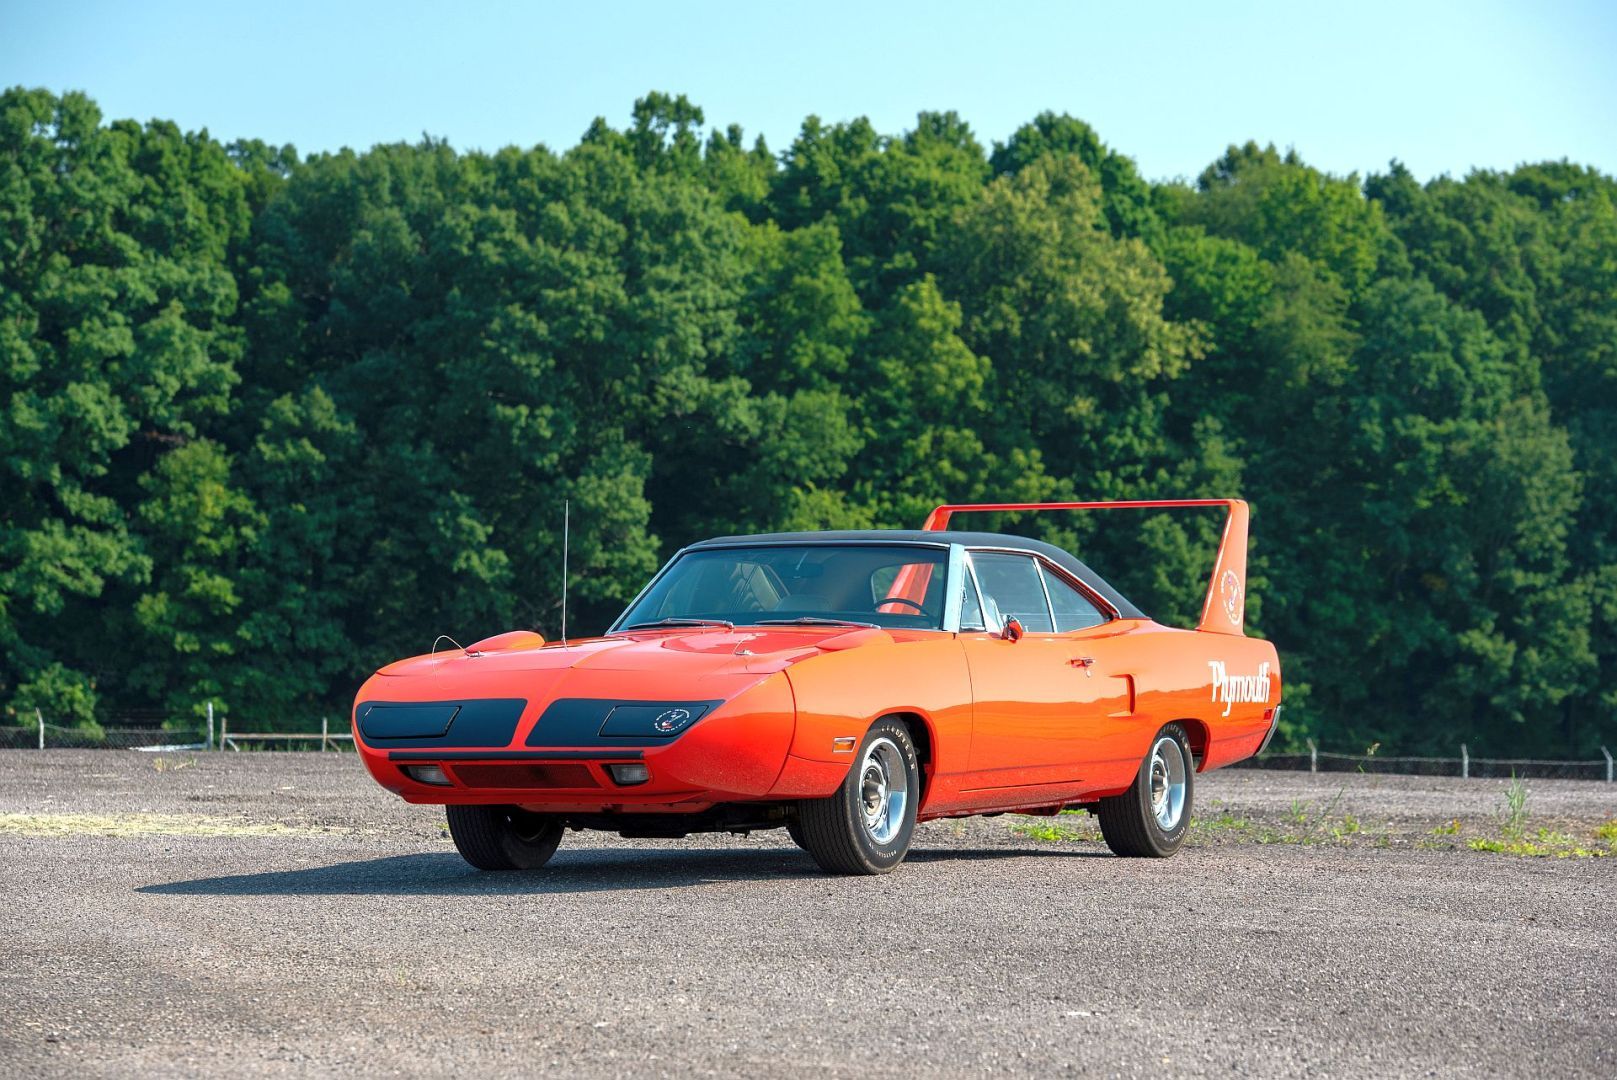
353,501 -> 1282,874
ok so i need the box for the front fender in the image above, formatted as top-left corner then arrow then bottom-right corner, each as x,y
650,671 -> 796,796
766,637 -> 972,800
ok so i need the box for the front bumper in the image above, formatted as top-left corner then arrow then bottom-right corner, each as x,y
352,670 -> 828,810
373,746 -> 710,810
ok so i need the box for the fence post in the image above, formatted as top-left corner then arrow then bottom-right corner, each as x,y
1307,739 -> 1317,774
220,710 -> 228,751
321,715 -> 329,752
206,700 -> 215,751
1603,746 -> 1613,784
1461,743 -> 1469,780
36,708 -> 44,751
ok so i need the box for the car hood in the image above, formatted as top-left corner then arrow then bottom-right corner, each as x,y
374,625 -> 896,681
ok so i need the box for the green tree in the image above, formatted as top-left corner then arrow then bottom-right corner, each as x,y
990,112 -> 1160,241
1,87 -> 1610,758
0,88 -> 248,726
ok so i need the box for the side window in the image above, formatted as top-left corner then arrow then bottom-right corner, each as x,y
971,552 -> 1055,633
1041,564 -> 1107,631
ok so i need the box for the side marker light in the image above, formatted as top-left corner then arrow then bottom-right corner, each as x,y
832,737 -> 857,753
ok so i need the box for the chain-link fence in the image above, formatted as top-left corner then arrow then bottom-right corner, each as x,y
1235,744 -> 1615,782
0,724 -> 355,750
1,715 -> 1610,779
0,703 -> 350,752
0,723 -> 207,750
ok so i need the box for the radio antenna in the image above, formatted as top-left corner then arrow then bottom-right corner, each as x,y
560,499 -> 570,647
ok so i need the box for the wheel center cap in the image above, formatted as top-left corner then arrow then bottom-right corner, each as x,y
863,769 -> 886,814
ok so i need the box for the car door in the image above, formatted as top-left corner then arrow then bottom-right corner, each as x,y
960,550 -> 1133,798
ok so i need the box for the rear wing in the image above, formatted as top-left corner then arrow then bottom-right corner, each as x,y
921,500 -> 1251,636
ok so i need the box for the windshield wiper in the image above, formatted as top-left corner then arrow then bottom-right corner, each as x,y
615,618 -> 735,632
754,617 -> 880,629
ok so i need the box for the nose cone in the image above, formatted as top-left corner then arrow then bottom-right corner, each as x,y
361,625 -> 894,724
351,627 -> 813,804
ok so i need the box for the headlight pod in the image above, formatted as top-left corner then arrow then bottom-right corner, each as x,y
524,698 -> 726,747
600,703 -> 710,738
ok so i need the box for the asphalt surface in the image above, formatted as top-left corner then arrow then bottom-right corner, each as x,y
0,751 -> 1612,1078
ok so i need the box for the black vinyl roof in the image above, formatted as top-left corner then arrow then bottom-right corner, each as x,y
686,529 -> 1146,620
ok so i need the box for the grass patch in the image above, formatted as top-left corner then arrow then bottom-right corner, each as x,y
1193,808 -> 1254,834
1497,774 -> 1530,836
1467,827 -> 1609,859
0,812 -> 339,838
1002,785 -> 1612,858
1011,818 -> 1099,843
1192,788 -> 1369,847
1459,781 -> 1611,858
1330,813 -> 1362,840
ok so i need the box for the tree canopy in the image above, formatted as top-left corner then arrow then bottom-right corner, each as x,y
3,88 -> 1613,756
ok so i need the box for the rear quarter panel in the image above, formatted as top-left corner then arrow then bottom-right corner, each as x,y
1121,623 -> 1281,776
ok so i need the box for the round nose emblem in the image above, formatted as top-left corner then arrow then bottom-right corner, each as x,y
653,708 -> 693,733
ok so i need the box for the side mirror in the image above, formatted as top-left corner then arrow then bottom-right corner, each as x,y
1001,616 -> 1024,643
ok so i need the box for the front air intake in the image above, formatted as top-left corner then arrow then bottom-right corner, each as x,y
449,764 -> 600,789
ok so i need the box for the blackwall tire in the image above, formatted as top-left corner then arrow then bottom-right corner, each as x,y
785,817 -> 808,850
446,804 -> 564,870
796,718 -> 919,875
1096,723 -> 1194,858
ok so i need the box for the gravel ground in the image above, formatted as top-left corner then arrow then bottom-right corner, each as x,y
0,751 -> 1613,1078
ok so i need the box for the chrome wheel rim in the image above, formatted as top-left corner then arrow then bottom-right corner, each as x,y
1149,736 -> 1188,831
859,736 -> 908,845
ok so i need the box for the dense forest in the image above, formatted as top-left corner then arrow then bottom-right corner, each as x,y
2,88 -> 1614,755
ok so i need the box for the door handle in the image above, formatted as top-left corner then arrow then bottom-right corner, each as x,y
1069,656 -> 1095,677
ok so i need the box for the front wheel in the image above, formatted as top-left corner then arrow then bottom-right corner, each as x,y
796,718 -> 919,874
784,817 -> 808,850
446,804 -> 564,870
1096,723 -> 1194,857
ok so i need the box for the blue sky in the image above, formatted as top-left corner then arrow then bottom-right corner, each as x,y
3,0 -> 1614,181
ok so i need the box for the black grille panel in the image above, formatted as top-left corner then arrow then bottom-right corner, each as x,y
449,763 -> 600,789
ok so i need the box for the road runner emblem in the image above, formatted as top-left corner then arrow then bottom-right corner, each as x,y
1220,570 -> 1244,627
653,708 -> 694,733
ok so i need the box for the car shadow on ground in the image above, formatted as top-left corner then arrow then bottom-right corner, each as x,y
136,844 -> 1108,897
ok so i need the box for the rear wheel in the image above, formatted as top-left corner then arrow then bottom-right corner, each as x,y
796,718 -> 919,875
1097,723 -> 1194,858
446,804 -> 564,870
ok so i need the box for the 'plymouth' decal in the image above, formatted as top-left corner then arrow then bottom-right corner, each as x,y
1208,660 -> 1271,717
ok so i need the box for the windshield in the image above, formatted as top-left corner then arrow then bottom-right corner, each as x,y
615,544 -> 950,631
